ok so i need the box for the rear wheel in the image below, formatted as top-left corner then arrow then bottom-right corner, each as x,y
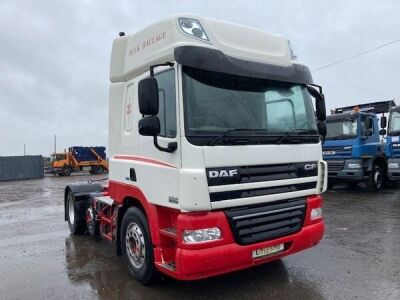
90,165 -> 104,175
64,166 -> 73,176
67,192 -> 86,234
95,166 -> 104,174
366,165 -> 383,192
120,207 -> 158,285
85,199 -> 99,236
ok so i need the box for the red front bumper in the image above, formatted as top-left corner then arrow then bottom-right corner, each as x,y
155,195 -> 324,280
176,221 -> 323,280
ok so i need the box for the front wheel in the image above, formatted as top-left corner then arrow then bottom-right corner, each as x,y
120,207 -> 158,285
366,165 -> 383,192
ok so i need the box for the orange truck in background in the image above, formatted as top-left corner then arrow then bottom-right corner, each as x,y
50,146 -> 108,176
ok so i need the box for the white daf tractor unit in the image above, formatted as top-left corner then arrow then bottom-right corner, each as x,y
64,14 -> 328,284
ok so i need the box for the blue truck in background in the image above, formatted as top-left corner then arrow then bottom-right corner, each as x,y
323,100 -> 397,191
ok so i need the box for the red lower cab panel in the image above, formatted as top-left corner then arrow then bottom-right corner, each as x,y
153,195 -> 324,280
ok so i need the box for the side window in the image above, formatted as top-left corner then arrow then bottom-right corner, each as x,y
155,69 -> 177,138
360,115 -> 373,136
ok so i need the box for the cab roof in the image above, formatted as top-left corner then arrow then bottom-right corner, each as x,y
110,14 -> 298,82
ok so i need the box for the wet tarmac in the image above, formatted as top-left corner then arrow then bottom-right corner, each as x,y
0,175 -> 399,299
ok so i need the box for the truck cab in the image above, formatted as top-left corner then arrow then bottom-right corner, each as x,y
64,14 -> 327,284
50,153 -> 71,175
323,101 -> 394,190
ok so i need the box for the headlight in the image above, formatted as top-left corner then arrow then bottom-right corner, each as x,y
178,18 -> 209,41
389,162 -> 399,169
183,227 -> 221,243
310,208 -> 322,220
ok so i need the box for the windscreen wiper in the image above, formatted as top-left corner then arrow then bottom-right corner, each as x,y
208,129 -> 269,146
277,129 -> 317,145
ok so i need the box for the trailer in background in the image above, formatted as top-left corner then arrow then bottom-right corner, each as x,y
0,155 -> 44,181
50,146 -> 108,176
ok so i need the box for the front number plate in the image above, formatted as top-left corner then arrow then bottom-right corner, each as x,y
323,151 -> 335,155
252,243 -> 284,259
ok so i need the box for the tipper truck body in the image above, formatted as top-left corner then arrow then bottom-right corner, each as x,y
64,14 -> 327,284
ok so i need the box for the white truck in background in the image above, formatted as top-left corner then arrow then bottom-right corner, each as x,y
64,14 -> 327,284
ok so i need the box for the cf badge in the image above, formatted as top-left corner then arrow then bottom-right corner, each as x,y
304,163 -> 317,171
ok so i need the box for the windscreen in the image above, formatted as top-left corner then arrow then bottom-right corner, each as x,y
182,66 -> 317,145
326,119 -> 357,140
388,111 -> 400,135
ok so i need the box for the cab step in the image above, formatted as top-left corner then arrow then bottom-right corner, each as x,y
157,261 -> 176,272
160,227 -> 177,239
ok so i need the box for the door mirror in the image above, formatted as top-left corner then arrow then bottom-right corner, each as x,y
380,116 -> 387,129
379,128 -> 387,136
138,116 -> 160,136
307,85 -> 326,121
317,121 -> 327,137
138,78 -> 159,115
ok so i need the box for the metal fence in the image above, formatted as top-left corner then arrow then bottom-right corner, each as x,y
0,155 -> 44,181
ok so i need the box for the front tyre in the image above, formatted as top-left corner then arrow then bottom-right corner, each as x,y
121,207 -> 158,285
366,165 -> 383,192
66,192 -> 86,234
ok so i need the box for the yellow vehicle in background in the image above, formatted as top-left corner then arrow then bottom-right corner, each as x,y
50,146 -> 108,176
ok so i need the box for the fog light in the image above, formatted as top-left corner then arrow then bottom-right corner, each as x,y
310,208 -> 322,220
389,162 -> 399,169
178,17 -> 209,41
183,227 -> 221,243
347,163 -> 361,169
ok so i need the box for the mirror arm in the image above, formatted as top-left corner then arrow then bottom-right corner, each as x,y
150,62 -> 175,77
153,136 -> 177,153
308,83 -> 323,94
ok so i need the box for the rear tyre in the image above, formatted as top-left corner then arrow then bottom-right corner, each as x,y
121,207 -> 158,285
67,192 -> 86,234
366,165 -> 383,192
96,166 -> 104,174
64,167 -> 73,176
85,198 -> 99,236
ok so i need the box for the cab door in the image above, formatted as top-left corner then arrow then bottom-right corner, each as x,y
136,67 -> 181,208
359,114 -> 380,156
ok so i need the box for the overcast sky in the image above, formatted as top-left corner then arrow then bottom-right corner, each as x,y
1,0 -> 400,156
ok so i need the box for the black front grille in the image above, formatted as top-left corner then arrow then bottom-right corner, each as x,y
327,160 -> 345,172
224,198 -> 306,245
210,182 -> 316,202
